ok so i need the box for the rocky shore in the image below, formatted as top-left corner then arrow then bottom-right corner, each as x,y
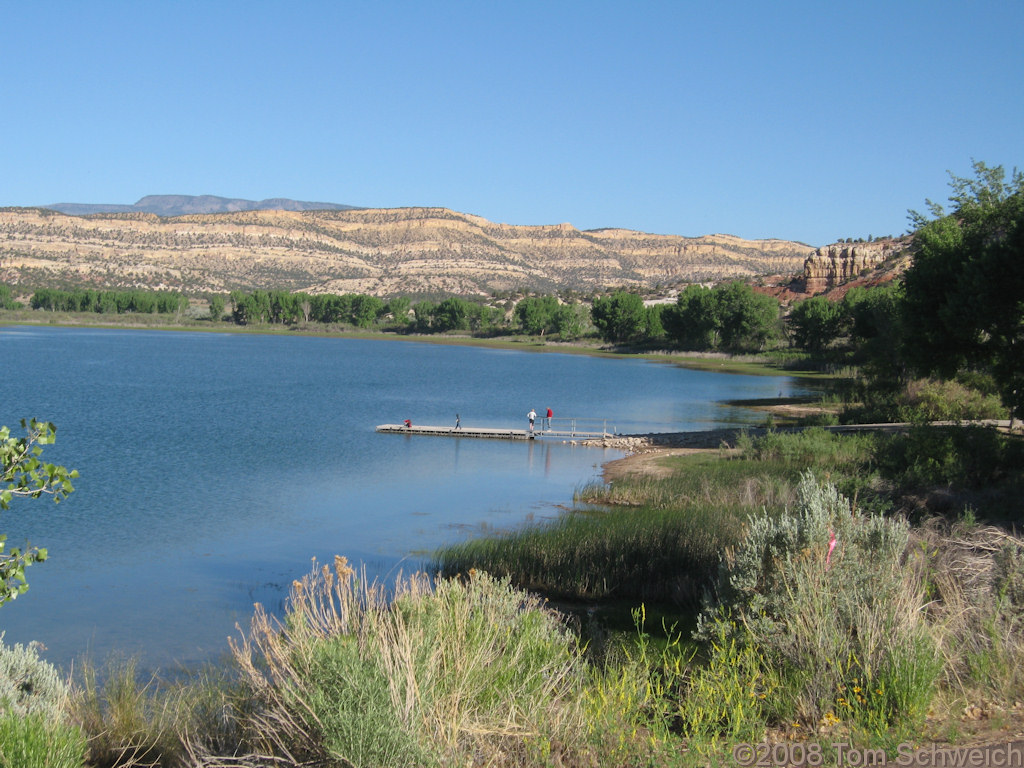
582,427 -> 755,453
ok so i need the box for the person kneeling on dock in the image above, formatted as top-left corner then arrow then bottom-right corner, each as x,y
404,419 -> 412,429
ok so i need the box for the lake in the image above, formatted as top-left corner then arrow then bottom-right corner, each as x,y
0,326 -> 812,671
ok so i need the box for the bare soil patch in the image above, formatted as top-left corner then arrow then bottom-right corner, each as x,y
601,448 -> 713,483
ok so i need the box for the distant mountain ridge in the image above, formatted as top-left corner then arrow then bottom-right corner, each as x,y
43,194 -> 360,217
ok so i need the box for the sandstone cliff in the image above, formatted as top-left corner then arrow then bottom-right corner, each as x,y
801,238 -> 908,294
0,206 -> 815,297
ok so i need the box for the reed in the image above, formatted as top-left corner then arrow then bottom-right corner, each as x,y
435,502 -> 743,605
70,657 -> 240,768
435,451 -> 841,605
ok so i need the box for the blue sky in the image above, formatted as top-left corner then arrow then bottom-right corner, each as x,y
2,1 -> 1021,245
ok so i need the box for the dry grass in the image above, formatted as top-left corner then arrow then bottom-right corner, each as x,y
910,518 -> 1024,705
218,557 -> 596,768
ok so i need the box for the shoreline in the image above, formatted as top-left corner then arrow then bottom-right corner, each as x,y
0,313 -> 834,379
596,417 -> 1020,484
587,427 -> 749,483
4,315 -> 831,489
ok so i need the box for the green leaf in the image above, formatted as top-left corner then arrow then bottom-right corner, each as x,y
0,419 -> 77,606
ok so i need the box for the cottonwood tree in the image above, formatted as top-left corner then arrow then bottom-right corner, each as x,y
432,297 -> 470,332
663,282 -> 780,352
842,283 -> 906,384
902,161 -> 1024,422
385,296 -> 411,326
349,294 -> 386,328
788,295 -> 845,352
1,419 -> 77,605
591,290 -> 649,343
515,296 -> 560,336
662,285 -> 721,349
714,281 -> 780,351
553,303 -> 590,341
208,294 -> 226,321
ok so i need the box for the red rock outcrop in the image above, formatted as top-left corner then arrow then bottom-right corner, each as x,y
801,239 -> 906,293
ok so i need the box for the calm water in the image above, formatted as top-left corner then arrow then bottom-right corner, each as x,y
0,326 -> 811,670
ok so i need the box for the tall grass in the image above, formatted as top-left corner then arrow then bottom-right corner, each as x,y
735,426 -> 875,469
69,658 -> 239,768
0,711 -> 85,768
911,518 -> 1024,707
57,561 -> 689,766
675,619 -> 783,751
434,437 -> 876,606
226,558 -> 600,767
434,502 -> 744,605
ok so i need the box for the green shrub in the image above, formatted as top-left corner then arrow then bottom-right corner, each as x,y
876,425 -> 1023,490
898,378 -> 1007,422
696,472 -> 940,732
0,635 -> 69,719
230,559 -> 595,767
738,427 -> 874,469
0,710 -> 85,768
844,376 -> 1007,424
699,471 -> 909,639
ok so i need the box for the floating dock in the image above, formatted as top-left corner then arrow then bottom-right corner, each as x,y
377,424 -> 533,440
376,420 -> 617,441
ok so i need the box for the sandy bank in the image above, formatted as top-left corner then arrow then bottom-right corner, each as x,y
585,427 -> 748,483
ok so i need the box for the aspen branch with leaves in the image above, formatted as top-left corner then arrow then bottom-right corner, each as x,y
1,418 -> 78,605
